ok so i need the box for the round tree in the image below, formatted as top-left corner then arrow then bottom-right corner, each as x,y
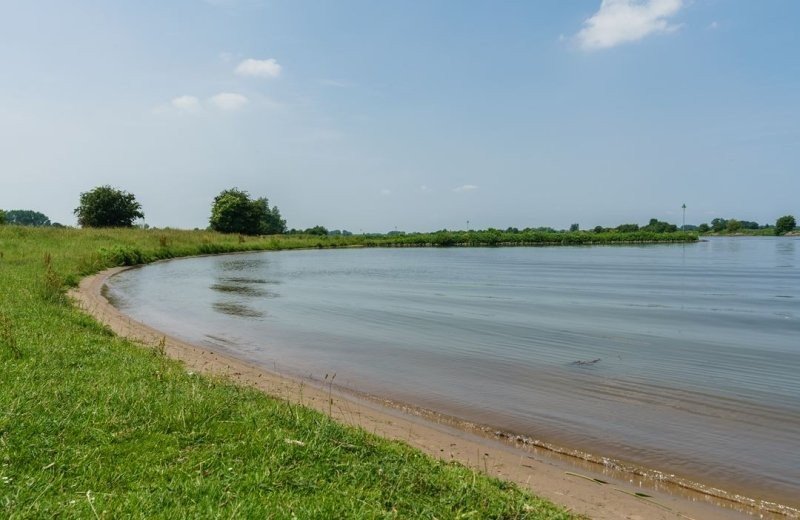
775,215 -> 796,235
74,185 -> 144,228
209,188 -> 286,235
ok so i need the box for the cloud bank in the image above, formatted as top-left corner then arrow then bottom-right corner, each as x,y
576,0 -> 684,50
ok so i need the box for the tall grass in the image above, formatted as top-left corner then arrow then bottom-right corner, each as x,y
0,226 -> 572,519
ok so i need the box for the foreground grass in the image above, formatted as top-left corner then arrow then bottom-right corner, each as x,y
0,226 -> 572,519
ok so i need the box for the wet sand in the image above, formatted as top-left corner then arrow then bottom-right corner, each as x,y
71,265 -> 793,520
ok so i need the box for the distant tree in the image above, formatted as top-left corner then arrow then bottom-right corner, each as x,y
739,220 -> 760,230
569,223 -> 580,232
726,219 -> 742,233
74,185 -> 144,228
775,215 -> 796,235
593,226 -> 605,233
642,218 -> 678,233
4,210 -> 51,227
0,209 -> 6,225
697,223 -> 710,233
304,225 -> 328,236
209,188 -> 286,235
616,223 -> 640,233
710,218 -> 727,233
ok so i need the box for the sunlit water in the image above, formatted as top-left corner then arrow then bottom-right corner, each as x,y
107,237 -> 800,508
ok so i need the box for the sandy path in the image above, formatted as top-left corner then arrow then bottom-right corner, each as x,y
71,266 -> 762,520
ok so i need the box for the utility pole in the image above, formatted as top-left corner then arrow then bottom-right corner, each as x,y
682,203 -> 686,231
466,220 -> 470,231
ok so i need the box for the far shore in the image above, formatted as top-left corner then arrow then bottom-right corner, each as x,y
71,264 -> 790,520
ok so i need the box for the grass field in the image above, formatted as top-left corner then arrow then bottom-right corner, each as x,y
0,226 -> 575,519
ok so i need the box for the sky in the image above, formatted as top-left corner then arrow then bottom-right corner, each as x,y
1,0 -> 798,232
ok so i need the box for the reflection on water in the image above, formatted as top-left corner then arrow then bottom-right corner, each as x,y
212,301 -> 266,319
776,239 -> 796,268
210,283 -> 276,297
107,237 -> 800,511
209,256 -> 277,317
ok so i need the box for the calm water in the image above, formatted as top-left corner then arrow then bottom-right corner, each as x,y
107,237 -> 800,508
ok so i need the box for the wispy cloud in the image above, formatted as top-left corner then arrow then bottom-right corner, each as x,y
209,92 -> 248,110
171,95 -> 200,112
380,189 -> 392,196
420,185 -> 431,192
235,58 -> 282,78
576,0 -> 684,50
708,21 -> 719,30
453,184 -> 478,193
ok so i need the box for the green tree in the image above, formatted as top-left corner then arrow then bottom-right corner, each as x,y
74,186 -> 144,228
304,225 -> 328,236
4,209 -> 51,227
710,218 -> 727,232
775,215 -> 796,235
209,188 -> 286,235
569,223 -> 579,232
643,218 -> 678,233
739,220 -> 760,230
697,223 -> 710,233
0,209 -> 6,225
616,223 -> 640,233
726,219 -> 742,233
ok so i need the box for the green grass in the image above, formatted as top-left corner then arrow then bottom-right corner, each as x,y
0,226 -> 574,519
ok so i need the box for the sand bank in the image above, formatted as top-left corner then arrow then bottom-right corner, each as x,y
72,266 -> 775,520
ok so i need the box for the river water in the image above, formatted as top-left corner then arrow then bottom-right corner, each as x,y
106,237 -> 799,510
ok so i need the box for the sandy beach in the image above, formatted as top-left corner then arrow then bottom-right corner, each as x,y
72,265 -> 780,520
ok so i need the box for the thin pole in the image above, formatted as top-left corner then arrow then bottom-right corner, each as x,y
682,203 -> 686,231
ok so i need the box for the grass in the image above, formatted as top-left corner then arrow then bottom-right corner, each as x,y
0,226 -> 574,519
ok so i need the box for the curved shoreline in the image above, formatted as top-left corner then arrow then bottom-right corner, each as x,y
72,264 -> 790,520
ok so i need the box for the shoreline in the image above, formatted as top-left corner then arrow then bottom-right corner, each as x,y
72,264 -> 794,520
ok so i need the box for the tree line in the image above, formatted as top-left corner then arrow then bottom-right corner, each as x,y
1,187 -> 796,237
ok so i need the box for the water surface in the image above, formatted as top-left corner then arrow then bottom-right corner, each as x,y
107,237 -> 800,509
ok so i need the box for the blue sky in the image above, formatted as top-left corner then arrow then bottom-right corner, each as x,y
1,0 -> 798,231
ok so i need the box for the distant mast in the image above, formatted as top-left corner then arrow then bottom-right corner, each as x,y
682,203 -> 687,231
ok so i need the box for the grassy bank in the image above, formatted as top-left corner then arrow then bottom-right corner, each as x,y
0,226 -> 574,518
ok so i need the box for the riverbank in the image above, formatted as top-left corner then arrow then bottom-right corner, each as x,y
75,264 -> 761,520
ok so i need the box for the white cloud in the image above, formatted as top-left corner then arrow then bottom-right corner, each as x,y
576,0 -> 684,50
708,21 -> 719,30
171,95 -> 200,112
380,189 -> 392,196
235,58 -> 282,78
420,185 -> 431,192
453,184 -> 478,193
209,92 -> 248,110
